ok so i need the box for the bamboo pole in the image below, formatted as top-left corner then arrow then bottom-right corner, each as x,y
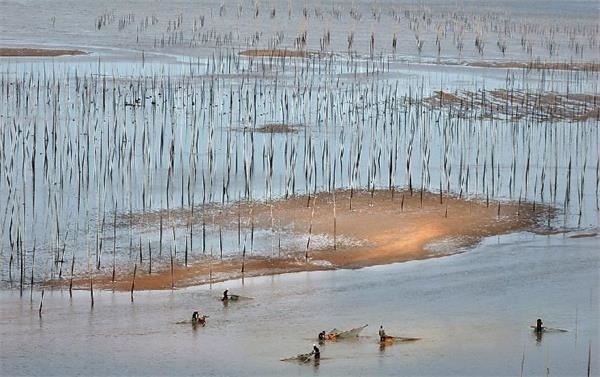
131,264 -> 137,302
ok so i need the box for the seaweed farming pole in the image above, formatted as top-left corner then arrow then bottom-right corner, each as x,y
170,247 -> 174,289
406,118 -> 415,196
29,243 -> 35,302
587,340 -> 592,377
38,289 -> 44,318
577,127 -> 589,222
18,205 -> 24,297
565,157 -> 572,214
243,130 -> 255,200
596,153 -> 600,211
284,133 -> 297,198
69,253 -> 75,298
241,241 -> 246,274
87,219 -> 94,308
130,263 -> 136,302
265,134 -> 274,201
349,120 -> 363,210
304,130 -> 314,207
306,196 -> 315,262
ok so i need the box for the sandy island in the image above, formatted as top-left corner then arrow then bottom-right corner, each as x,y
0,47 -> 86,57
54,189 -> 551,292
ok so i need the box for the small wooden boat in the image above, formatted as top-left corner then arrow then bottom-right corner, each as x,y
221,294 -> 240,302
192,315 -> 208,326
220,294 -> 253,302
530,326 -> 568,333
379,335 -> 421,344
177,313 -> 209,326
281,352 -> 314,363
322,324 -> 368,341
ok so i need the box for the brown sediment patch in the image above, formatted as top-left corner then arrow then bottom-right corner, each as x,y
422,91 -> 461,106
239,49 -> 314,58
0,47 -> 86,57
248,123 -> 301,134
468,61 -> 600,72
423,89 -> 600,122
54,190 -> 552,291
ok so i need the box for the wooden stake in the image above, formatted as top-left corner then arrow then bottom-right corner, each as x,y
131,264 -> 137,302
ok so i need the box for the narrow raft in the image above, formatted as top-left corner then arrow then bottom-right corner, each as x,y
530,326 -> 568,333
379,335 -> 421,344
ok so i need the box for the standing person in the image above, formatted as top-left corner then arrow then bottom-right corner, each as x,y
222,289 -> 229,301
318,331 -> 326,342
312,344 -> 320,360
535,318 -> 544,332
379,325 -> 387,342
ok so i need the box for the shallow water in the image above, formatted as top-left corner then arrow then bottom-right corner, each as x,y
1,232 -> 597,376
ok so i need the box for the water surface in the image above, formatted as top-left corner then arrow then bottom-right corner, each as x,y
1,232 -> 597,376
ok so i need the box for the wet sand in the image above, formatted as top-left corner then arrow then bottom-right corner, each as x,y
57,190 -> 550,291
423,90 -> 600,122
239,49 -> 315,58
0,47 -> 86,57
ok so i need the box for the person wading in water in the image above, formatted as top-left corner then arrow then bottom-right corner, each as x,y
379,325 -> 387,342
535,318 -> 544,332
312,344 -> 320,360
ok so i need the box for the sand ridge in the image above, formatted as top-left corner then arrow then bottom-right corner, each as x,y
0,47 -> 86,57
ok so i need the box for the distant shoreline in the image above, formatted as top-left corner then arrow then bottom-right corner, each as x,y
51,189 -> 553,292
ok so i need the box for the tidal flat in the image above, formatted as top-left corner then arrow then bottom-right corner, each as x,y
0,1 -> 598,376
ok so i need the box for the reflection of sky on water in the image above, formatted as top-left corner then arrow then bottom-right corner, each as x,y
0,232 -> 597,376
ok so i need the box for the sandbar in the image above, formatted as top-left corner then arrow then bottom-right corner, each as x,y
0,47 -> 86,57
56,189 -> 551,291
